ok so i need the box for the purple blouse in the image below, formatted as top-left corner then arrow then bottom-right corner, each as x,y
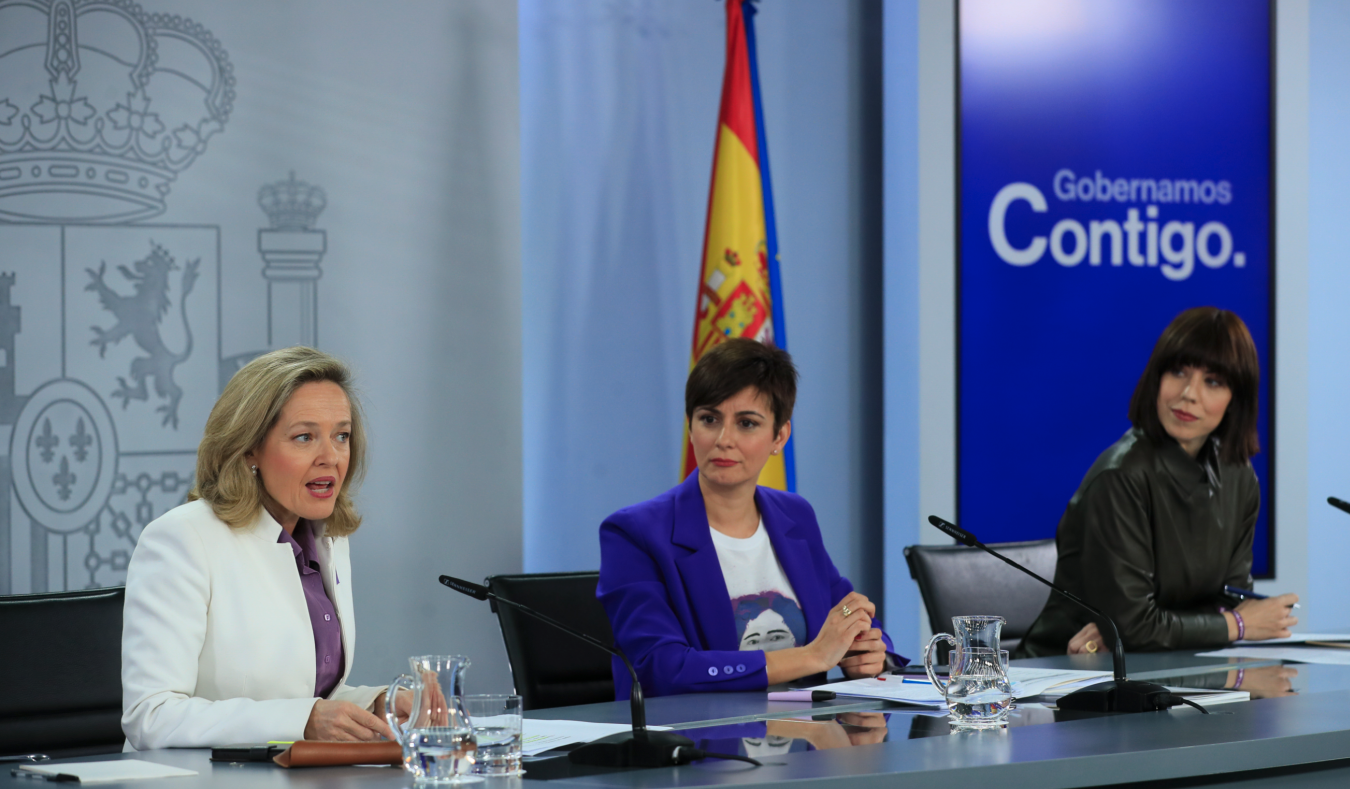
278,521 -> 345,698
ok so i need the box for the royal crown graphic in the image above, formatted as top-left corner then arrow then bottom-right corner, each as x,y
0,0 -> 234,223
258,172 -> 327,231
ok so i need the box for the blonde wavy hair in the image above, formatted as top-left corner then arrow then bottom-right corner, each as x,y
189,346 -> 367,536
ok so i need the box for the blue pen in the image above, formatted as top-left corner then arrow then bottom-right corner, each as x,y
1224,585 -> 1300,609
901,676 -> 932,684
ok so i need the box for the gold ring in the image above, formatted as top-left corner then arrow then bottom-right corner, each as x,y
841,605 -> 853,618
1085,640 -> 1098,654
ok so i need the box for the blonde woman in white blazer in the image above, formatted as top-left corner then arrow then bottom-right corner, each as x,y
122,347 -> 406,750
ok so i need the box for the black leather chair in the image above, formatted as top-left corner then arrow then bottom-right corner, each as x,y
485,572 -> 616,711
904,539 -> 1057,656
0,587 -> 126,758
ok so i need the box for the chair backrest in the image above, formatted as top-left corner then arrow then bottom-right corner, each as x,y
485,572 -> 616,711
0,587 -> 126,758
904,539 -> 1057,653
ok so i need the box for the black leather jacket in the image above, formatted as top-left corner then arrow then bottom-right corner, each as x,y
1015,428 -> 1259,658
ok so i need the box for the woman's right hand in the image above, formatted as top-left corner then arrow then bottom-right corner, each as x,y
1067,621 -> 1104,655
807,593 -> 875,672
1230,594 -> 1299,641
304,699 -> 396,742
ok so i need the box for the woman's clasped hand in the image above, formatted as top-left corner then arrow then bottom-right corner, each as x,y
765,591 -> 889,684
830,593 -> 889,679
803,593 -> 882,677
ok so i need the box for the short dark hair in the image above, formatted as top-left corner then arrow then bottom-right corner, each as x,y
686,338 -> 798,435
1127,307 -> 1260,465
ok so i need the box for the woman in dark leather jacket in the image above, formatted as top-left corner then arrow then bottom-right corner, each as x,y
1016,307 -> 1298,658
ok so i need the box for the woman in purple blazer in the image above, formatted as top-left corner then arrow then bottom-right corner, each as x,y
598,338 -> 905,698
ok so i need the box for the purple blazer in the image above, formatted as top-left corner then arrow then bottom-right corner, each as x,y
598,474 -> 902,699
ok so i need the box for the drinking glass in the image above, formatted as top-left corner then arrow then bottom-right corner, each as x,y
462,694 -> 522,776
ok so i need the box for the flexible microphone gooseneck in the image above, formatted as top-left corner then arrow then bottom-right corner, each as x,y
438,575 -> 760,768
926,516 -> 1206,714
1328,497 -> 1350,516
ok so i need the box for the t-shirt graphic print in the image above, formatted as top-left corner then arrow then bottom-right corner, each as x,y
710,518 -> 807,652
733,590 -> 807,651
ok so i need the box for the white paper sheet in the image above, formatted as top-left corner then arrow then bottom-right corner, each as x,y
19,760 -> 197,783
1234,632 -> 1350,645
520,720 -> 671,757
1165,687 -> 1251,706
807,676 -> 946,706
807,667 -> 1112,705
1006,667 -> 1114,697
1196,646 -> 1350,665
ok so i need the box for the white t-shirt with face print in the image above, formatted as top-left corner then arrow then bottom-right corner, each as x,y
710,518 -> 808,652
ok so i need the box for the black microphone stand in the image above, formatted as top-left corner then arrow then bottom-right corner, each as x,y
438,575 -> 704,768
927,516 -> 1204,714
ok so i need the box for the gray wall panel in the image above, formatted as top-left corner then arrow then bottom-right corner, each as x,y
0,0 -> 521,694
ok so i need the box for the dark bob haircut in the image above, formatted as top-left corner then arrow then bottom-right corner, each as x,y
686,338 -> 798,435
1127,307 -> 1260,465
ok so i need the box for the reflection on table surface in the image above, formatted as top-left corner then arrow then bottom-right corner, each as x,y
673,711 -> 900,758
902,663 -> 1315,738
683,659 -> 1350,746
1146,664 -> 1299,699
905,704 -> 1120,738
697,703 -> 1163,742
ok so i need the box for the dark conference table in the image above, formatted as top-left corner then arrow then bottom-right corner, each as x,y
10,650 -> 1350,789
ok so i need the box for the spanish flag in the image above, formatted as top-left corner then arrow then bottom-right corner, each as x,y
682,0 -> 795,492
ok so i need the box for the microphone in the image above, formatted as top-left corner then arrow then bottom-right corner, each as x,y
925,516 -> 1200,714
438,575 -> 701,768
440,575 -> 490,600
1328,497 -> 1350,516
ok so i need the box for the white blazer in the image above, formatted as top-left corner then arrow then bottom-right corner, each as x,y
121,499 -> 383,750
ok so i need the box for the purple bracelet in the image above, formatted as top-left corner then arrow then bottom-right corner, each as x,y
1234,669 -> 1245,689
1231,609 -> 1245,641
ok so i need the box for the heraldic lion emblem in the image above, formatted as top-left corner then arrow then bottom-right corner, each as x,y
85,242 -> 200,429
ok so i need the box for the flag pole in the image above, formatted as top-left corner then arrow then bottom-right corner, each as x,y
742,0 -> 796,492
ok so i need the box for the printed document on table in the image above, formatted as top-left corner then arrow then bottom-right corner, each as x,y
1235,633 -> 1350,645
805,676 -> 946,706
19,760 -> 197,783
1165,687 -> 1251,706
808,667 -> 1110,704
1196,646 -> 1350,665
1005,667 -> 1113,697
521,720 -> 671,757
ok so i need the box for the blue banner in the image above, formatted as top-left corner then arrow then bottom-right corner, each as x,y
958,0 -> 1274,575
